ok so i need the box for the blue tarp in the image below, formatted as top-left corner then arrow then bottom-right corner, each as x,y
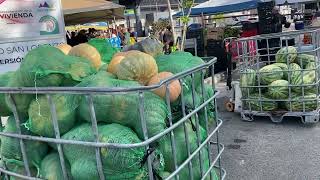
174,0 -> 260,17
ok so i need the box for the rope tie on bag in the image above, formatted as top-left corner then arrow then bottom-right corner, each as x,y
140,147 -> 164,180
140,147 -> 156,169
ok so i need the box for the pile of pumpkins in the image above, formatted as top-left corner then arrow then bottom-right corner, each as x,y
56,38 -> 181,103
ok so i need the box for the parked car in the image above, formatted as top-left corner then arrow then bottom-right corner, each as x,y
188,23 -> 202,30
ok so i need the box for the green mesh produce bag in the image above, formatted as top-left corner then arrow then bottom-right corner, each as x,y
40,153 -> 71,180
172,84 -> 216,129
27,94 -> 81,137
156,52 -> 205,123
0,159 -> 38,180
62,123 -> 164,180
197,84 -> 216,128
155,52 -> 205,94
88,38 -> 119,64
171,90 -> 201,122
0,71 -> 15,116
15,45 -> 96,87
1,116 -> 48,172
98,63 -> 109,72
77,71 -> 168,139
5,74 -> 35,120
158,121 -> 219,180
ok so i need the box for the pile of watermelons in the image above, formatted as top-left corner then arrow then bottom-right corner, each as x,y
240,46 -> 318,112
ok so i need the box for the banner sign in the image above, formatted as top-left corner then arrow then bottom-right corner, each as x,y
0,38 -> 64,73
0,0 -> 65,39
0,0 -> 66,73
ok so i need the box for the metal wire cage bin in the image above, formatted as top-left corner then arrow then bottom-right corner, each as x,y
0,59 -> 225,180
234,29 -> 320,123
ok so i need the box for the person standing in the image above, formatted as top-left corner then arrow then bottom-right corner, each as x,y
123,28 -> 131,46
129,28 -> 137,43
128,28 -> 136,45
75,30 -> 88,45
163,26 -> 174,54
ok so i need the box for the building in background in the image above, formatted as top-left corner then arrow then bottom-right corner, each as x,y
112,0 -> 207,31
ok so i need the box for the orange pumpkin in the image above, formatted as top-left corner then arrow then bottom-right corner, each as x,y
56,43 -> 72,55
107,52 -> 127,74
68,43 -> 102,69
116,51 -> 158,85
108,50 -> 144,75
148,72 -> 181,102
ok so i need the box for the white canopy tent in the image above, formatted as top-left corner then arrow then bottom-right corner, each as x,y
62,0 -> 125,25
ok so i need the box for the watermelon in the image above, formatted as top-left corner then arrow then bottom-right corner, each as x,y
258,64 -> 284,85
267,80 -> 289,99
302,62 -> 316,85
244,94 -> 278,111
273,63 -> 288,80
290,63 -> 316,93
288,63 -> 302,85
275,46 -> 297,63
286,93 -> 318,111
240,69 -> 256,94
295,54 -> 318,68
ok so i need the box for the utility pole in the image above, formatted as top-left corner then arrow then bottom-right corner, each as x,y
166,0 -> 176,42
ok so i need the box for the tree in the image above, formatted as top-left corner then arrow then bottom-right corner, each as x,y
177,0 -> 194,50
133,5 -> 143,36
166,0 -> 176,42
118,0 -> 143,36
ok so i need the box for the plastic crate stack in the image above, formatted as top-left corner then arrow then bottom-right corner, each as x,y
207,39 -> 227,73
186,28 -> 205,57
257,1 -> 275,35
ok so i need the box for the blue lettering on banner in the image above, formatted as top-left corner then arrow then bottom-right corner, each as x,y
0,56 -> 24,65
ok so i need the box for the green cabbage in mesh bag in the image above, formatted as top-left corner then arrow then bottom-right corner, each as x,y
0,71 -> 15,116
156,52 -> 205,125
0,159 -> 38,180
40,152 -> 71,180
155,52 -> 204,93
1,116 -> 48,172
62,123 -> 164,180
158,121 -> 219,180
77,71 -> 168,139
15,45 -> 96,87
98,63 -> 109,72
27,94 -> 81,137
171,89 -> 202,121
5,74 -> 35,120
197,84 -> 216,128
88,38 -> 119,64
172,84 -> 216,129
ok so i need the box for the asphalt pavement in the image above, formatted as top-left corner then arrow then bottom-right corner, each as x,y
215,82 -> 320,180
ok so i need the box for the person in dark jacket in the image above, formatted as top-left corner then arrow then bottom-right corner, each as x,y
163,26 -> 174,54
75,30 -> 88,45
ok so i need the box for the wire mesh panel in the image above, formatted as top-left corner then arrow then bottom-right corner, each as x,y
0,59 -> 225,180
234,29 -> 320,123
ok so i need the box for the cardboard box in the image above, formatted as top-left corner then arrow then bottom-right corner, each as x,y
207,27 -> 224,40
